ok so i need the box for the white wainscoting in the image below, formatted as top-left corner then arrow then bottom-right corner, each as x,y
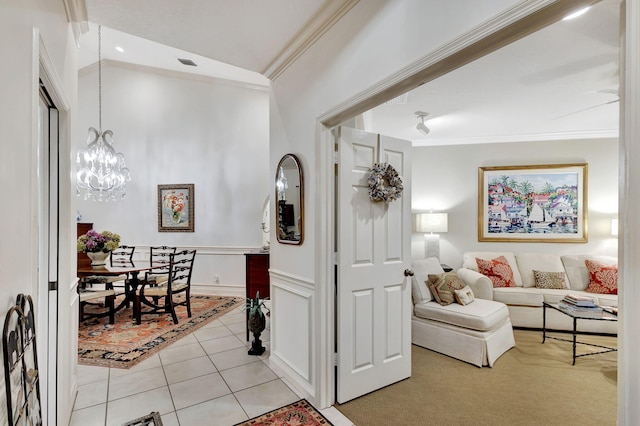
132,246 -> 258,297
268,269 -> 316,400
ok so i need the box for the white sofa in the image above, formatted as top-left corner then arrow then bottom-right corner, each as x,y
458,251 -> 618,334
411,258 -> 515,367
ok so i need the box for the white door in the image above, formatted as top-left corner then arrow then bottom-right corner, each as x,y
336,126 -> 412,403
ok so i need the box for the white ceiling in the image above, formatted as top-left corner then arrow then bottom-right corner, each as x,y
80,0 -> 620,145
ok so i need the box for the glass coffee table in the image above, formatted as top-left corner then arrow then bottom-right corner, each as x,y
542,302 -> 617,365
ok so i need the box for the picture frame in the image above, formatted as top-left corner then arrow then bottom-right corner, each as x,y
478,164 -> 587,242
158,184 -> 194,232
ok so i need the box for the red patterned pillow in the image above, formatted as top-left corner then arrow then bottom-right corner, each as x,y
476,256 -> 516,288
585,260 -> 618,294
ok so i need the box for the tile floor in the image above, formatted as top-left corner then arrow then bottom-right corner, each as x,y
71,305 -> 354,426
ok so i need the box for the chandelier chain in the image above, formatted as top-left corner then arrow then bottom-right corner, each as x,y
98,25 -> 102,133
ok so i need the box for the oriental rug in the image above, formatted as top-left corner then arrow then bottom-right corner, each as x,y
78,294 -> 243,369
235,399 -> 333,426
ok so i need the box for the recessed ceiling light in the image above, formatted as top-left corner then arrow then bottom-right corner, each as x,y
178,58 -> 198,67
562,6 -> 591,20
115,46 -> 124,53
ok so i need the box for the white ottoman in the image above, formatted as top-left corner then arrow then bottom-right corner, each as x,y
412,298 -> 515,367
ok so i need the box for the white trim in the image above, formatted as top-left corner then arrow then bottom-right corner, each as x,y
619,1 -> 639,424
39,37 -> 70,111
130,245 -> 260,259
411,129 -> 619,146
191,284 -> 245,298
62,0 -> 88,47
79,59 -> 270,92
263,0 -> 359,80
269,269 -> 315,289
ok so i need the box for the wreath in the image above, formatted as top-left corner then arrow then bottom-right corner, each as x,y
367,162 -> 403,203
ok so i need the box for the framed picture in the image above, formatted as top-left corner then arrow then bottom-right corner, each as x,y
158,184 -> 194,232
478,164 -> 587,242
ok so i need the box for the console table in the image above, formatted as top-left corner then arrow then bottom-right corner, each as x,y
245,250 -> 269,340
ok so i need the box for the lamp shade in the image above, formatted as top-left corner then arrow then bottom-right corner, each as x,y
416,213 -> 448,233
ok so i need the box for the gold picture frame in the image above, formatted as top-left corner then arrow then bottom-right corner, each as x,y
157,184 -> 194,232
478,164 -> 587,242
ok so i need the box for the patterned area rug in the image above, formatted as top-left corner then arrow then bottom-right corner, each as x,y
235,400 -> 333,426
78,295 -> 243,369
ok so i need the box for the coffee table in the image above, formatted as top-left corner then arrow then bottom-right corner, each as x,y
542,302 -> 617,365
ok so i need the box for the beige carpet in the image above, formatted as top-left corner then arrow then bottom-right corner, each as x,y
336,329 -> 617,426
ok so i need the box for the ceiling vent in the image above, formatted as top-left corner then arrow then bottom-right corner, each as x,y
177,58 -> 198,67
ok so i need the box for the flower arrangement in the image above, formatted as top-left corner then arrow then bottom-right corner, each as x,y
368,162 -> 404,203
163,190 -> 187,223
77,229 -> 121,253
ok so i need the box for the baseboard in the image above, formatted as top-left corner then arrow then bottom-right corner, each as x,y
191,283 -> 245,298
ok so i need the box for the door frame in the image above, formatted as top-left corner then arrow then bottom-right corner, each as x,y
37,31 -> 75,425
313,0 -> 605,409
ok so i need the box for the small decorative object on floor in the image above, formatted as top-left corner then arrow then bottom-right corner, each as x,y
123,411 -> 163,426
247,291 -> 269,356
235,399 -> 333,426
77,229 -> 121,266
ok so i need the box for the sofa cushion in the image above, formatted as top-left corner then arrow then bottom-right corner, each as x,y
411,257 -> 445,304
585,260 -> 618,294
516,253 -> 568,288
413,299 -> 509,332
454,286 -> 475,305
427,272 -> 465,305
476,256 -> 517,288
492,287 -> 544,307
533,270 -> 568,289
463,252 -> 522,286
560,255 -> 618,290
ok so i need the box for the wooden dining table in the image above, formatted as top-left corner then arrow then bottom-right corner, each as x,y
77,261 -> 156,315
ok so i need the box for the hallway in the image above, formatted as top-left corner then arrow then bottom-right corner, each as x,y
70,304 -> 352,425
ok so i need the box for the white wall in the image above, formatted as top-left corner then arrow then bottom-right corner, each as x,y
77,63 -> 270,292
0,1 -> 78,424
411,138 -> 619,268
269,0 -> 524,407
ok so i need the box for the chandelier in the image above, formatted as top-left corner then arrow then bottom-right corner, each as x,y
77,25 -> 130,201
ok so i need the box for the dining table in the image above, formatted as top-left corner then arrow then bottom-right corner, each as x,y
77,261 -> 157,315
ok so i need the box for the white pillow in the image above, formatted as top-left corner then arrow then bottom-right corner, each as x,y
561,255 -> 618,290
411,257 -> 445,304
515,253 -> 568,288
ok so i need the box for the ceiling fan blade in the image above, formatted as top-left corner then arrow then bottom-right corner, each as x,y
553,98 -> 619,120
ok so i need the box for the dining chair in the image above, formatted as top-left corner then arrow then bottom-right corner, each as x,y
143,245 -> 177,287
78,285 -> 116,324
134,249 -> 196,324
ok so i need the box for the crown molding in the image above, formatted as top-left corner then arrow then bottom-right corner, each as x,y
411,129 -> 619,147
62,0 -> 89,47
263,0 -> 359,80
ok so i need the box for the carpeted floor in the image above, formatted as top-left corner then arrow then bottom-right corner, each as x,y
235,399 -> 333,426
78,294 -> 243,369
336,329 -> 617,426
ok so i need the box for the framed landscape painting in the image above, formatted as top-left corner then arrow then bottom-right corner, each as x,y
478,164 -> 587,242
158,184 -> 194,232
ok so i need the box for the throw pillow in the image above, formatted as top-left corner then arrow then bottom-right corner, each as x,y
427,272 -> 466,306
427,281 -> 443,305
476,256 -> 516,288
533,270 -> 567,289
585,260 -> 618,294
454,286 -> 475,305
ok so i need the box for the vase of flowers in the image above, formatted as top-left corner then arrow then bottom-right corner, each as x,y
163,190 -> 186,224
77,230 -> 121,266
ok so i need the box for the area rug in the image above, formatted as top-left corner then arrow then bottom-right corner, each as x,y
235,399 -> 333,426
78,294 -> 243,369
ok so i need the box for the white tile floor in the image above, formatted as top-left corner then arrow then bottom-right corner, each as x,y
71,305 -> 354,426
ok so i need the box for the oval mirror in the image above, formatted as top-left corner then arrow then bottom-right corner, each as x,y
275,154 -> 304,245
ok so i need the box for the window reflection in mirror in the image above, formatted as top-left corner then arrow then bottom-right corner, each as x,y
276,154 -> 303,245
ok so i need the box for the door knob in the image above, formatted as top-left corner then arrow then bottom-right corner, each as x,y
404,269 -> 414,277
